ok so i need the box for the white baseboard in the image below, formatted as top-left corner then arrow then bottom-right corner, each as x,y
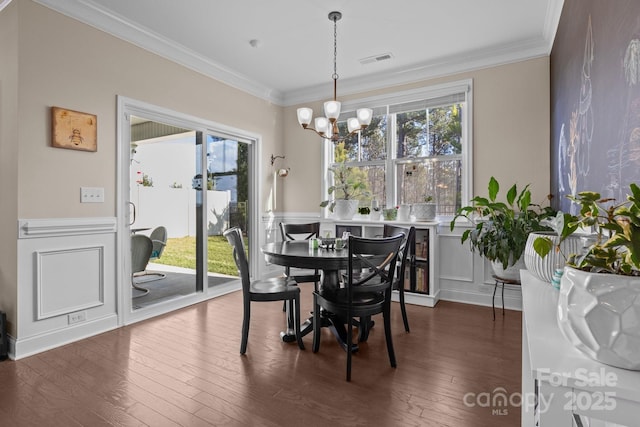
392,289 -> 439,308
439,287 -> 523,311
12,314 -> 118,360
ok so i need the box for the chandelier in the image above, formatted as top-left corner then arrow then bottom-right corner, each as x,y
296,11 -> 373,142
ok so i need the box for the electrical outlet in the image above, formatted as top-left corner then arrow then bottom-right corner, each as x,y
68,311 -> 87,325
80,187 -> 105,203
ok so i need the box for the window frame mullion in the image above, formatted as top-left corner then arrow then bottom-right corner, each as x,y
321,78 -> 472,219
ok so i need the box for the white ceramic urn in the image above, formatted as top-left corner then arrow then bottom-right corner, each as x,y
524,232 -> 582,284
557,267 -> 640,370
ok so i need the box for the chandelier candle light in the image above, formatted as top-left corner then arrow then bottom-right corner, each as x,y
296,11 -> 373,142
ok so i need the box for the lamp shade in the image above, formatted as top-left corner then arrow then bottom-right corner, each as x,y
347,117 -> 361,133
323,101 -> 341,120
356,108 -> 373,126
314,117 -> 329,135
297,108 -> 313,126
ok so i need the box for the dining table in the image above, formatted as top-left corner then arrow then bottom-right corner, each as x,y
261,239 -> 360,351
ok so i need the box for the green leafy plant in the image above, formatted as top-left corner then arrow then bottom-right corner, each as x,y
383,207 -> 398,220
358,206 -> 371,215
534,183 -> 640,276
531,211 -> 580,261
450,176 -> 554,269
137,173 -> 153,187
424,195 -> 434,202
320,143 -> 370,212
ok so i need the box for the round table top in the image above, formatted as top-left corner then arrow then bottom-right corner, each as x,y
261,240 -> 349,271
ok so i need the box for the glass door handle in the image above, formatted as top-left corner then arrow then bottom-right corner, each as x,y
128,202 -> 136,226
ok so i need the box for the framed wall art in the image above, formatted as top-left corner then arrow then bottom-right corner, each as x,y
51,106 -> 97,152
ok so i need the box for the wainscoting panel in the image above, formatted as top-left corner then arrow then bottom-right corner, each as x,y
437,223 -> 522,310
36,246 -> 104,320
438,234 -> 474,282
16,217 -> 118,359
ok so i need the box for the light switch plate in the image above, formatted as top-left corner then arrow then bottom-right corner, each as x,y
80,187 -> 105,203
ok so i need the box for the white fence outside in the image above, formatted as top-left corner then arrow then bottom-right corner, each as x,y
131,186 -> 230,238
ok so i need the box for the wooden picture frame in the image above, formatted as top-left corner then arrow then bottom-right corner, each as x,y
51,107 -> 97,152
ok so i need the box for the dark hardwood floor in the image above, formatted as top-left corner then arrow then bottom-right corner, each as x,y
0,285 -> 522,426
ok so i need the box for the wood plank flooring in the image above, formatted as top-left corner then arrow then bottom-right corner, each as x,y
0,286 -> 522,426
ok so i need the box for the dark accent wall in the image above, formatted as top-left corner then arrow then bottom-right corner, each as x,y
551,0 -> 640,213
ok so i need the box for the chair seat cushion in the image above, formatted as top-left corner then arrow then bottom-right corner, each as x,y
250,277 -> 299,298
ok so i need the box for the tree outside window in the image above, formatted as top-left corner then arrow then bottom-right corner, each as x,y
328,92 -> 466,216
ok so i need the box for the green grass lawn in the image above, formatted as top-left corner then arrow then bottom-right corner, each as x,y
153,235 -> 240,276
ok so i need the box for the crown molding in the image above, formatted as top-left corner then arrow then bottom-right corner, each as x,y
283,35 -> 552,106
33,0 -> 286,105
543,0 -> 565,52
34,0 -> 563,108
0,0 -> 13,13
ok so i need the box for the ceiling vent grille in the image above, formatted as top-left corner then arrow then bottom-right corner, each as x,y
359,53 -> 393,65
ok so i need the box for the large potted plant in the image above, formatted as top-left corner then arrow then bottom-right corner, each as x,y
450,177 -> 554,281
533,184 -> 640,370
320,159 -> 370,220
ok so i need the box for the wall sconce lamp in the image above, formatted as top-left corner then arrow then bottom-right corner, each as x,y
270,154 -> 290,177
270,154 -> 285,165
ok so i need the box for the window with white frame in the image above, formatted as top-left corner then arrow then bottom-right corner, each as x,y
324,80 -> 472,217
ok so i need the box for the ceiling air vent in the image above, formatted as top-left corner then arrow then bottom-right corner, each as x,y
359,52 -> 393,65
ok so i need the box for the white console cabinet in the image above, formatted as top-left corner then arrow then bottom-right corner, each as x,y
521,270 -> 640,426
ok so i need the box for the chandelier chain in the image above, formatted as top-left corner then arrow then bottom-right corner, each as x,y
332,14 -> 338,81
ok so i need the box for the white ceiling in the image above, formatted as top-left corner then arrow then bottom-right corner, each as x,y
34,0 -> 564,106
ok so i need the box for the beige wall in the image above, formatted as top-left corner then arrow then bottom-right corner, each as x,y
1,0 -> 285,336
16,0 -> 284,218
282,57 -> 551,212
0,0 -> 19,333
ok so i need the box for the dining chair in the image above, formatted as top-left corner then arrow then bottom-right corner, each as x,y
131,234 -> 153,297
224,227 -> 305,354
383,224 -> 415,333
279,222 -> 321,291
312,234 -> 403,381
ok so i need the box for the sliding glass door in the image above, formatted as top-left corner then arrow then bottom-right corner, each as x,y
129,117 -> 201,309
119,97 -> 257,322
206,135 -> 250,278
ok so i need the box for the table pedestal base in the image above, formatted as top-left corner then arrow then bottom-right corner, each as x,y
280,310 -> 361,352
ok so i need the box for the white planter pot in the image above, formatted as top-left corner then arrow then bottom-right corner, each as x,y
411,203 -> 436,221
397,204 -> 411,221
558,267 -> 640,370
524,232 -> 582,284
333,199 -> 359,220
491,255 -> 525,282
